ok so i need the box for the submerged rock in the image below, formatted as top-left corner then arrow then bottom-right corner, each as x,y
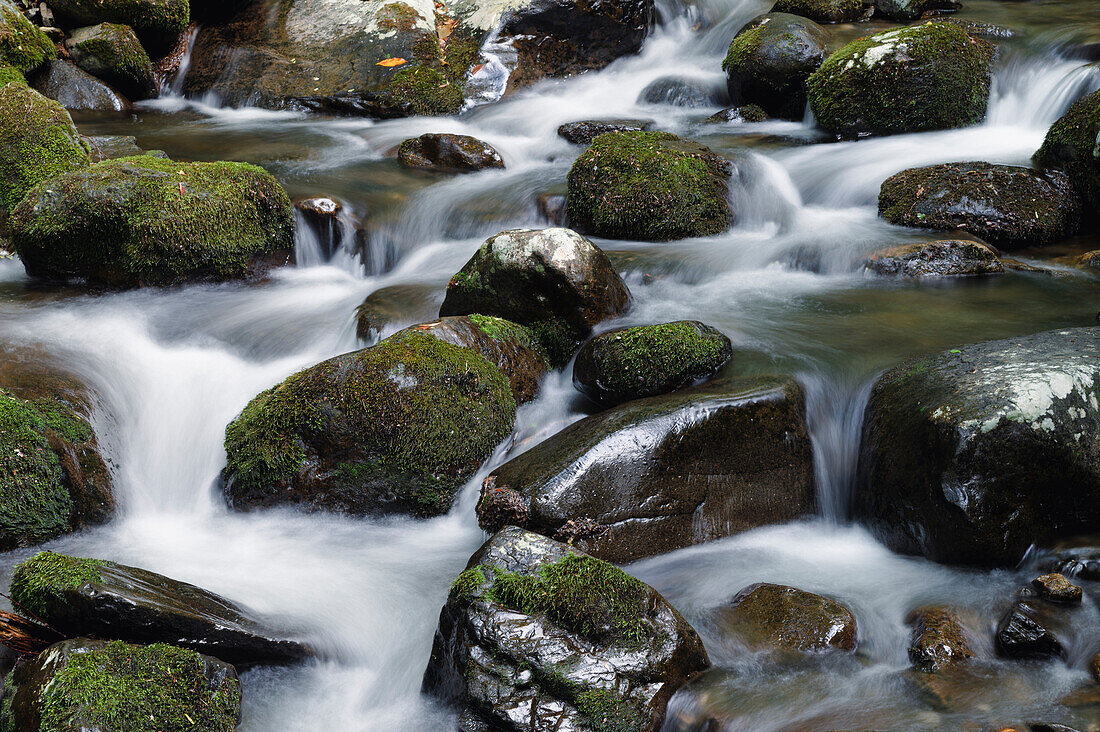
1031,573 -> 1082,604
879,162 -> 1080,249
638,75 -> 726,108
723,12 -> 829,120
224,333 -> 516,518
567,130 -> 733,241
855,327 -> 1100,566
771,0 -> 868,23
355,283 -> 443,342
422,526 -> 710,732
4,638 -> 240,731
396,133 -> 504,174
907,606 -> 974,672
11,156 -> 294,287
996,602 -> 1065,660
1034,89 -> 1100,221
703,104 -> 768,123
30,59 -> 130,112
557,118 -> 654,144
439,227 -> 631,366
718,583 -> 857,652
860,239 -> 1004,278
65,23 -> 156,100
807,23 -> 994,137
8,551 -> 310,665
0,0 -> 56,73
477,377 -> 815,563
573,321 -> 733,407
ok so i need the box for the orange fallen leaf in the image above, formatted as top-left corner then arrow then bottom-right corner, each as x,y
376,57 -> 407,67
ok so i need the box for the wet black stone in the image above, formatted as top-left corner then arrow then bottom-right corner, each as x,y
557,118 -> 654,144
996,603 -> 1065,660
639,76 -> 728,107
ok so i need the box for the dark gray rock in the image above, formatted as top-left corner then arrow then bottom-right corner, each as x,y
996,602 -> 1065,660
30,59 -> 130,111
355,283 -> 443,342
875,0 -> 959,21
639,75 -> 727,108
703,104 -> 768,123
860,239 -> 1004,278
771,0 -> 870,23
557,118 -> 654,144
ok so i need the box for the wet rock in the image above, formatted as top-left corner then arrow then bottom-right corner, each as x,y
396,133 -> 504,174
703,104 -> 768,123
8,551 -> 310,665
718,583 -> 857,652
0,0 -> 55,74
860,239 -> 1004,278
355,283 -> 443,342
567,130 -> 733,241
4,638 -> 240,731
422,526 -> 710,732
1091,651 -> 1100,682
1039,546 -> 1100,581
807,23 -> 994,137
439,227 -> 631,366
1034,89 -> 1100,222
573,320 -> 733,407
855,327 -> 1100,566
82,134 -> 156,161
293,195 -> 346,257
723,12 -> 829,120
771,0 -> 869,23
477,376 -> 815,563
223,332 -> 517,518
65,23 -> 157,100
1032,573 -> 1082,604
907,606 -> 974,672
50,0 -> 188,51
880,163 -> 1079,250
639,75 -> 727,108
30,60 -> 130,112
918,16 -> 1015,40
0,82 -> 89,213
11,156 -> 294,287
557,118 -> 655,144
874,0 -> 959,21
1073,250 -> 1100,272
535,192 -> 566,226
391,316 -> 549,404
997,602 -> 1065,660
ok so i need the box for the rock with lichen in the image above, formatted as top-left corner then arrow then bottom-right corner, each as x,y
1034,89 -> 1100,222
422,526 -> 710,732
65,23 -> 157,100
1031,573 -> 1082,603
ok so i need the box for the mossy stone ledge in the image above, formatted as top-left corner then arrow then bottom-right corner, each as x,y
65,23 -> 157,100
47,0 -> 189,51
770,0 -> 867,23
1034,89 -> 1100,221
0,0 -> 55,73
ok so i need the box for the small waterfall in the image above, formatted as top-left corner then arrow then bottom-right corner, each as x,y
167,26 -> 201,97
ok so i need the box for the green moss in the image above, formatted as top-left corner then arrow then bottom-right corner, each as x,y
68,23 -> 154,97
575,688 -> 646,732
468,314 -> 551,367
48,0 -> 188,45
9,551 -> 106,619
1034,89 -> 1100,215
0,671 -> 16,732
448,566 -> 487,605
39,641 -> 239,732
386,66 -> 464,116
566,130 -> 732,241
807,23 -> 994,137
0,0 -> 54,73
770,0 -> 863,22
0,65 -> 25,87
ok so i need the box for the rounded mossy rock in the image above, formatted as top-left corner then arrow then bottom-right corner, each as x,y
573,321 -> 733,407
860,239 -> 1004,278
718,582 -> 857,652
722,12 -> 829,120
0,0 -> 54,73
1034,89 -> 1100,221
878,162 -> 1080,249
567,130 -> 733,241
11,156 -> 294,287
770,0 -> 867,23
0,82 -> 89,213
4,638 -> 240,732
47,0 -> 188,51
64,23 -> 156,100
223,332 -> 517,518
807,23 -> 994,137
0,64 -> 24,87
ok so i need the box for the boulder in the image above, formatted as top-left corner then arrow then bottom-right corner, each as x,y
223,332 -> 517,518
918,17 -> 1015,40
1031,573 -> 1082,604
476,377 -> 815,563
566,131 -> 733,241
11,156 -> 294,287
638,75 -> 726,108
807,23 -> 994,137
396,133 -> 504,174
64,23 -> 156,100
878,163 -> 1080,249
557,118 -> 654,145
573,321 -> 732,407
722,12 -> 829,120
875,0 -> 959,21
907,606 -> 973,672
1034,89 -> 1100,220
8,551 -> 310,665
3,638 -> 240,731
30,59 -> 130,112
391,316 -> 549,404
0,82 -> 89,213
996,601 -> 1065,660
355,283 -> 443,342
771,0 -> 868,23
47,0 -> 187,51
855,327 -> 1100,566
703,104 -> 768,124
438,227 -> 631,366
860,239 -> 1004,278
718,583 -> 857,652
0,0 -> 55,73
422,526 -> 710,732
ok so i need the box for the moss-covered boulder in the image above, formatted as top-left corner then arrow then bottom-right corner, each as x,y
438,227 -> 631,366
223,332 -> 516,518
907,606 -> 974,672
423,526 -> 710,732
391,316 -> 549,404
718,583 -> 857,652
3,638 -> 240,731
1034,89 -> 1100,221
860,239 -> 1004,278
723,12 -> 829,120
855,327 -> 1100,566
30,60 -> 130,112
64,23 -> 156,100
878,162 -> 1080,249
875,0 -> 958,21
771,0 -> 867,23
477,377 -> 815,563
807,23 -> 994,137
396,133 -> 504,174
0,82 -> 89,213
48,0 -> 187,51
355,283 -> 443,342
0,0 -> 55,73
11,156 -> 294,287
567,130 -> 733,241
573,321 -> 732,407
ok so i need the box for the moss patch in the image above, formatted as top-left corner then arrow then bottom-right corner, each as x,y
0,0 -> 54,73
448,566 -> 487,605
0,65 -> 24,87
9,551 -> 106,619
771,0 -> 864,22
48,0 -> 188,47
66,23 -> 155,99
385,66 -> 464,116
1034,89 -> 1100,216
468,314 -> 551,368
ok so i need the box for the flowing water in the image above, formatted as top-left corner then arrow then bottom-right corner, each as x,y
3,0 -> 1100,728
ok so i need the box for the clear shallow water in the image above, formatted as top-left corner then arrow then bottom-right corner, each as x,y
4,0 -> 1100,728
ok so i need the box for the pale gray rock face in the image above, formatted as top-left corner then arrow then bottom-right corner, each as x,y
31,60 -> 130,112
